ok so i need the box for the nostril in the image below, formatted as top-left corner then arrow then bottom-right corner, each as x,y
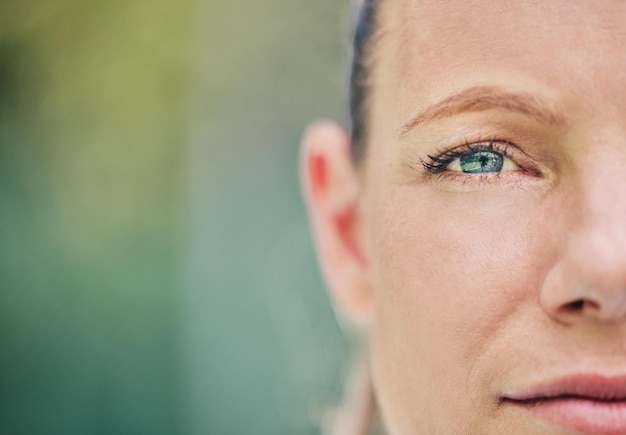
562,299 -> 602,313
564,299 -> 585,312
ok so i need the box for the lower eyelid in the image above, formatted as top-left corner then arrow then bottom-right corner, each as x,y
432,170 -> 539,190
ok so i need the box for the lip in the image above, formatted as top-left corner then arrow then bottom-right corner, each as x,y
502,374 -> 626,435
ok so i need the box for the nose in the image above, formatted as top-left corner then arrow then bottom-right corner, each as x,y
540,161 -> 626,324
541,238 -> 626,323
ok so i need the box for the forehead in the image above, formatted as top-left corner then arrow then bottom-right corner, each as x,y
372,0 -> 626,135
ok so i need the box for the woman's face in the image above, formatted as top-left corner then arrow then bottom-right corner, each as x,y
303,1 -> 626,433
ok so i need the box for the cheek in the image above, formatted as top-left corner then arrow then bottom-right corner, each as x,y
370,184 -> 551,433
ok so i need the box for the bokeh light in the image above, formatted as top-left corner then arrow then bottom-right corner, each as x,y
0,1 -> 352,433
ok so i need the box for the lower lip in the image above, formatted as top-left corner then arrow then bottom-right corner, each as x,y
509,397 -> 626,435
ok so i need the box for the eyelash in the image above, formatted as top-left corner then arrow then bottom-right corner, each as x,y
420,139 -> 513,174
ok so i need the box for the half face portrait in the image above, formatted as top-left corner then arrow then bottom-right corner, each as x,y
301,0 -> 626,434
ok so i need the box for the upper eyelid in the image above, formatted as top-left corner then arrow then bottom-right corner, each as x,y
438,139 -> 511,158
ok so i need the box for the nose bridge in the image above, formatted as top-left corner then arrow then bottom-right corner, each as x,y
565,145 -> 626,302
540,128 -> 626,323
576,150 -> 626,265
569,154 -> 626,287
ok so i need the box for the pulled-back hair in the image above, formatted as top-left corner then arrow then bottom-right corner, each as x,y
349,0 -> 379,163
324,4 -> 381,435
324,4 -> 383,434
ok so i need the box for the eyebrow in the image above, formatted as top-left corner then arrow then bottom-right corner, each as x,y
400,86 -> 565,136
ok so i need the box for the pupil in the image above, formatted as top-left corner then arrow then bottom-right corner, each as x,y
460,151 -> 503,173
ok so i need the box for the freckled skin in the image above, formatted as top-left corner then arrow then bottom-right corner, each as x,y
359,1 -> 626,434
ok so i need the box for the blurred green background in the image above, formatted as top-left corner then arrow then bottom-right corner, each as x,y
0,1 -> 351,433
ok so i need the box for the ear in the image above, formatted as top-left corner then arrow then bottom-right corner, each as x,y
300,120 -> 373,325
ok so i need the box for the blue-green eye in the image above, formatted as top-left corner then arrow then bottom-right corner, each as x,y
459,150 -> 504,173
421,140 -> 521,175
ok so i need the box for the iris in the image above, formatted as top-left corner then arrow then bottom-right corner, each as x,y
460,150 -> 504,173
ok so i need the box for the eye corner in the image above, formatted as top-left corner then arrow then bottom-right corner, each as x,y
417,152 -> 447,174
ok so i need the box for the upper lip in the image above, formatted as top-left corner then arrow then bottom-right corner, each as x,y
502,374 -> 626,402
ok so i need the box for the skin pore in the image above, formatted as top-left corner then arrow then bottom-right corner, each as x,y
302,1 -> 626,434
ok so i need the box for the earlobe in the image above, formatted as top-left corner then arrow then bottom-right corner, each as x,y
300,120 -> 373,325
